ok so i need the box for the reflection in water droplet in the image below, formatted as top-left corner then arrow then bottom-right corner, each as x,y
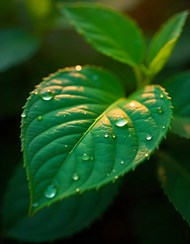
44,185 -> 57,199
21,112 -> 26,118
157,106 -> 163,114
32,202 -> 38,208
73,173 -> 80,181
130,102 -> 135,107
146,135 -> 152,141
82,153 -> 90,161
145,153 -> 149,158
75,65 -> 82,71
41,89 -> 54,101
37,115 -> 43,121
115,117 -> 128,127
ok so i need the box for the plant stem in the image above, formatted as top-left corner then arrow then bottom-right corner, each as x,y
133,66 -> 143,89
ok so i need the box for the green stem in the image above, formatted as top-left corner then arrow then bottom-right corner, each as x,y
133,66 -> 143,89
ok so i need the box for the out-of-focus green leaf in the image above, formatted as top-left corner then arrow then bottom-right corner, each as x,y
0,29 -> 40,72
164,72 -> 190,138
60,3 -> 145,67
147,11 -> 188,77
2,164 -> 119,242
158,149 -> 190,225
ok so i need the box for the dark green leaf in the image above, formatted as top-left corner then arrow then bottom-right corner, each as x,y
158,150 -> 190,225
60,3 -> 145,67
2,164 -> 119,242
164,72 -> 190,138
147,11 -> 188,76
0,29 -> 40,72
21,66 -> 172,214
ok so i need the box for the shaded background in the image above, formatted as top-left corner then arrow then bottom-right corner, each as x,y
1,0 -> 190,243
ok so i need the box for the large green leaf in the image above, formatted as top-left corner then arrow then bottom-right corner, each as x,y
147,11 -> 188,77
164,72 -> 190,138
2,164 -> 119,242
0,29 -> 40,72
157,149 -> 190,225
59,3 -> 145,67
21,66 -> 172,214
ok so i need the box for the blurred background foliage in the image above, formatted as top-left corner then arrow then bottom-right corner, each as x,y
0,0 -> 190,243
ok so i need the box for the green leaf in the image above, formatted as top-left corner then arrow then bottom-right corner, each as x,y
147,10 -> 188,77
164,72 -> 190,138
0,29 -> 40,72
157,150 -> 190,225
60,3 -> 145,67
2,164 -> 119,242
21,66 -> 172,214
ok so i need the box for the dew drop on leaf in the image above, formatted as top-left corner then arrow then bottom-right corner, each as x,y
120,160 -> 124,165
104,134 -> 109,138
44,184 -> 57,199
21,112 -> 26,118
157,106 -> 163,114
162,126 -> 166,130
37,115 -> 43,121
75,188 -> 80,193
160,94 -> 164,98
75,65 -> 82,71
40,89 -> 54,101
32,202 -> 38,208
115,117 -> 128,127
82,153 -> 90,161
72,173 -> 80,181
146,135 -> 152,141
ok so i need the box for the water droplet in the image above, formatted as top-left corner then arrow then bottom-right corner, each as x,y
83,111 -> 87,115
130,102 -> 135,107
115,117 -> 128,127
160,94 -> 164,98
40,89 -> 54,101
121,160 -> 124,165
112,169 -> 116,173
37,115 -> 43,121
96,135 -> 99,138
146,135 -> 152,141
73,173 -> 80,181
76,188 -> 80,193
145,153 -> 149,158
32,202 -> 38,208
64,145 -> 68,148
114,175 -> 119,180
112,134 -> 116,139
106,173 -> 110,177
162,126 -> 166,130
75,65 -> 82,71
44,185 -> 57,199
82,153 -> 90,161
21,112 -> 26,118
104,134 -> 109,138
157,106 -> 163,114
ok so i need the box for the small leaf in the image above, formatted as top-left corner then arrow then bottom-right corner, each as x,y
21,66 -> 172,214
0,29 -> 40,72
158,150 -> 190,225
164,72 -> 190,138
2,164 -> 119,242
147,10 -> 188,76
59,3 -> 145,67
